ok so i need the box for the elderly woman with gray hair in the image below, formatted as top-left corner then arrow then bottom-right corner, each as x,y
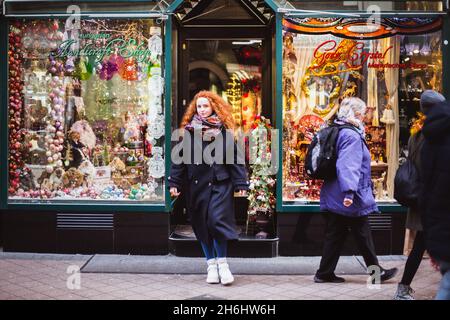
314,97 -> 398,284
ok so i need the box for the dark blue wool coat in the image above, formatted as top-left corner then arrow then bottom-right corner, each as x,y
168,128 -> 249,243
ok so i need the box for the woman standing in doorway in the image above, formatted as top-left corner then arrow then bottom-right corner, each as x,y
169,91 -> 249,285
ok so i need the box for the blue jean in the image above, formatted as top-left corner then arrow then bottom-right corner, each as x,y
200,239 -> 227,260
436,261 -> 450,300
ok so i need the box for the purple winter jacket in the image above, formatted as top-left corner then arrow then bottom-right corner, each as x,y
320,127 -> 379,217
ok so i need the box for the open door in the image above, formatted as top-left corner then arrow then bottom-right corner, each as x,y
169,0 -> 277,256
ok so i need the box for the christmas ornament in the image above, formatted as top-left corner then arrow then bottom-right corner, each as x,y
120,58 -> 138,81
147,146 -> 164,179
98,59 -> 119,80
8,22 -> 25,195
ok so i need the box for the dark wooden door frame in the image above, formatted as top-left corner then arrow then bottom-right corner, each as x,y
176,25 -> 274,126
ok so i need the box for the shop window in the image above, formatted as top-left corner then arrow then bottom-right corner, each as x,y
281,17 -> 442,204
8,19 -> 165,203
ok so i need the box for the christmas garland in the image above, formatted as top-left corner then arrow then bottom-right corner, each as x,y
247,116 -> 276,217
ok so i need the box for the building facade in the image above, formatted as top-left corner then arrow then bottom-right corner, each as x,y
1,0 -> 448,256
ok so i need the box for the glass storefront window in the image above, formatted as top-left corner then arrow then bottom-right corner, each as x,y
282,17 -> 442,204
8,19 -> 165,203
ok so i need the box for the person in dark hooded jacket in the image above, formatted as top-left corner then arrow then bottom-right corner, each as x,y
394,90 -> 446,300
420,97 -> 450,300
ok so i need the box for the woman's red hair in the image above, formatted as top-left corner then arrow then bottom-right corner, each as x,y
180,91 -> 235,131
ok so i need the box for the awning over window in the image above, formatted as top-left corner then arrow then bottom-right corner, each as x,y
283,16 -> 443,39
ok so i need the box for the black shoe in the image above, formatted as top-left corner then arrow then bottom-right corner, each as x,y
380,267 -> 398,283
314,274 -> 345,283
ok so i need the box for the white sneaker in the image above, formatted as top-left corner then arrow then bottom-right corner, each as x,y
206,259 -> 219,284
217,258 -> 234,285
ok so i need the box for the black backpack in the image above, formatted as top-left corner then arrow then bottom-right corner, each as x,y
394,157 -> 420,208
305,124 -> 360,180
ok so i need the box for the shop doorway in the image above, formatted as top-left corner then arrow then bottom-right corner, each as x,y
169,0 -> 277,256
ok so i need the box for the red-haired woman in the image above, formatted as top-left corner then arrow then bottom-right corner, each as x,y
169,91 -> 249,285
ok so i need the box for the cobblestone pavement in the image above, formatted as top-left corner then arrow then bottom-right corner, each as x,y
0,253 -> 441,300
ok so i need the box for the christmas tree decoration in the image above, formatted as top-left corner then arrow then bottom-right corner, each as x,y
109,53 -> 124,69
8,22 -> 26,195
148,146 -> 165,179
120,58 -> 138,81
247,116 -> 276,217
77,57 -> 94,81
98,59 -> 119,81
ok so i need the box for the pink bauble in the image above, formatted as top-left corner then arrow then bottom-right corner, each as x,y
46,166 -> 54,173
47,157 -> 54,163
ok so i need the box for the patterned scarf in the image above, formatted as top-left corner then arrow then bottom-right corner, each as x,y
185,113 -> 224,140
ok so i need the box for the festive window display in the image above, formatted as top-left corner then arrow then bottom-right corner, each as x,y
282,17 -> 442,203
8,19 -> 165,203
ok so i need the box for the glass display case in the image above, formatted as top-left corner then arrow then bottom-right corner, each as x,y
281,17 -> 443,204
7,18 -> 166,203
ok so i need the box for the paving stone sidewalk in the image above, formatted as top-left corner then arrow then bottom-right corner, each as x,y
0,252 -> 441,300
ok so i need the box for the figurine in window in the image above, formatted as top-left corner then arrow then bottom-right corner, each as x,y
68,130 -> 88,168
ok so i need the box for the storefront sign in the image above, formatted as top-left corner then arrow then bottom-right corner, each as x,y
55,33 -> 157,64
310,40 -> 426,75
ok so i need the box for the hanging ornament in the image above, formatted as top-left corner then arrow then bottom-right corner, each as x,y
77,57 -> 93,80
108,53 -> 124,70
65,57 -> 75,74
8,22 -> 25,195
98,59 -> 119,80
147,60 -> 161,78
148,74 -> 163,96
148,34 -> 163,56
135,64 -> 144,82
147,113 -> 165,139
120,58 -> 138,81
147,147 -> 165,179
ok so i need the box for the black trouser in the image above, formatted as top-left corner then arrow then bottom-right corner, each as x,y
400,231 -> 426,286
316,212 -> 379,278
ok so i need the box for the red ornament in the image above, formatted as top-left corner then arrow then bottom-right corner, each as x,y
120,58 -> 138,81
